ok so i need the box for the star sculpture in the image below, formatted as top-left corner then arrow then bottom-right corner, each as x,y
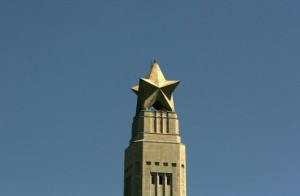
132,61 -> 180,113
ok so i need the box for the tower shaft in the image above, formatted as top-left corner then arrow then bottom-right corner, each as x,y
125,62 -> 186,196
124,110 -> 186,196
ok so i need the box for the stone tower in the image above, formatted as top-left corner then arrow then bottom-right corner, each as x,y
124,61 -> 186,196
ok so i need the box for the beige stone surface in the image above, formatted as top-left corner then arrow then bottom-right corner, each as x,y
124,110 -> 186,196
124,62 -> 186,196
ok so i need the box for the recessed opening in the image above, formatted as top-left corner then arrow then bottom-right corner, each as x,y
166,175 -> 171,185
151,174 -> 155,185
158,174 -> 163,185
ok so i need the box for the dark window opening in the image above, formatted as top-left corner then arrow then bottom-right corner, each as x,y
166,175 -> 171,185
151,174 -> 155,185
159,174 -> 163,185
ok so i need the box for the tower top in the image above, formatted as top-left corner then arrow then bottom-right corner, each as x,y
131,61 -> 180,113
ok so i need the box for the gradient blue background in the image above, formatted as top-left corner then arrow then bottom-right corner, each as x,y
1,1 -> 300,195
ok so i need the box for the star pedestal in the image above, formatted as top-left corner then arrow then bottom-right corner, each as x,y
130,110 -> 181,145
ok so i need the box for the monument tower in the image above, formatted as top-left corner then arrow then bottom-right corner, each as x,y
124,61 -> 186,196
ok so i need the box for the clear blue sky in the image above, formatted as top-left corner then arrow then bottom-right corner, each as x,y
1,1 -> 300,195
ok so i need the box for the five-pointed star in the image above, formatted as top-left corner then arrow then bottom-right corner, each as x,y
132,62 -> 180,112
